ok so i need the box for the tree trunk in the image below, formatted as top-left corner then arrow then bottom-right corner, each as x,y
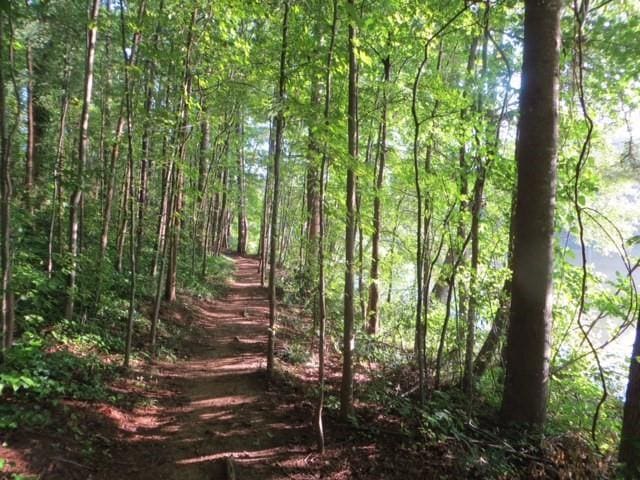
463,24 -> 488,395
164,7 -> 196,302
0,13 -> 16,355
267,0 -> 289,378
66,0 -> 101,320
305,74 -> 321,303
462,168 -> 484,394
151,136 -> 172,278
341,0 -> 358,419
215,165 -> 229,255
366,55 -> 390,335
97,0 -> 145,302
620,315 -> 640,477
236,116 -> 248,255
315,0 -> 337,453
120,1 -> 137,368
24,44 -> 35,209
136,38 -> 157,271
164,170 -> 180,302
473,189 -> 516,378
259,119 -> 274,286
501,0 -> 562,428
47,56 -> 71,277
194,109 -> 210,271
411,40 -> 427,403
115,162 -> 131,273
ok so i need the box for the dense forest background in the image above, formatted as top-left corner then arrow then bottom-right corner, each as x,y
0,0 -> 640,477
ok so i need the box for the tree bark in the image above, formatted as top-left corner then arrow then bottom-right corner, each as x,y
259,119 -> 274,286
136,4 -> 159,271
366,55 -> 390,335
463,22 -> 488,395
0,13 -> 16,355
66,0 -> 101,320
120,0 -> 137,368
24,43 -> 35,209
47,55 -> 71,277
501,0 -> 562,428
215,165 -> 229,256
266,0 -> 289,378
473,189 -> 516,378
164,7 -> 196,302
315,0 -> 337,452
620,314 -> 640,477
236,116 -> 248,255
341,0 -> 358,420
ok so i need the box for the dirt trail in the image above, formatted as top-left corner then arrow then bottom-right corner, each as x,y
97,256 -> 313,480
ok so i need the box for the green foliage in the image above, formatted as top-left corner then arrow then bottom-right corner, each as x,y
549,360 -> 623,453
0,0 -> 637,475
0,335 -> 118,430
179,254 -> 234,300
280,342 -> 311,365
1,339 -> 115,400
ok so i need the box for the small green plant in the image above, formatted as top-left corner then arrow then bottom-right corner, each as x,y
0,457 -> 35,479
280,342 -> 311,365
179,255 -> 233,299
0,335 -> 118,429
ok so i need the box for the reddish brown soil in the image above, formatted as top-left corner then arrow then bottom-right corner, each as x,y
93,255 -> 320,479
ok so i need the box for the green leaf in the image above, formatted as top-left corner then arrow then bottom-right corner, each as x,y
628,235 -> 640,246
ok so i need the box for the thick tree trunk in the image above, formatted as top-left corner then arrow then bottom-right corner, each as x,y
341,0 -> 358,419
620,316 -> 640,477
501,0 -> 562,428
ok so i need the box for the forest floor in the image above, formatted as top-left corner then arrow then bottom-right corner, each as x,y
0,255 -> 418,480
86,255 -> 316,479
2,256 -> 316,479
0,255 -> 609,479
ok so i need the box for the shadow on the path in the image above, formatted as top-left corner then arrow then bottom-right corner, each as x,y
93,255 -> 316,480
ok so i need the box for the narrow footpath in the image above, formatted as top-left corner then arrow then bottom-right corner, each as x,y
96,256 -> 314,480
